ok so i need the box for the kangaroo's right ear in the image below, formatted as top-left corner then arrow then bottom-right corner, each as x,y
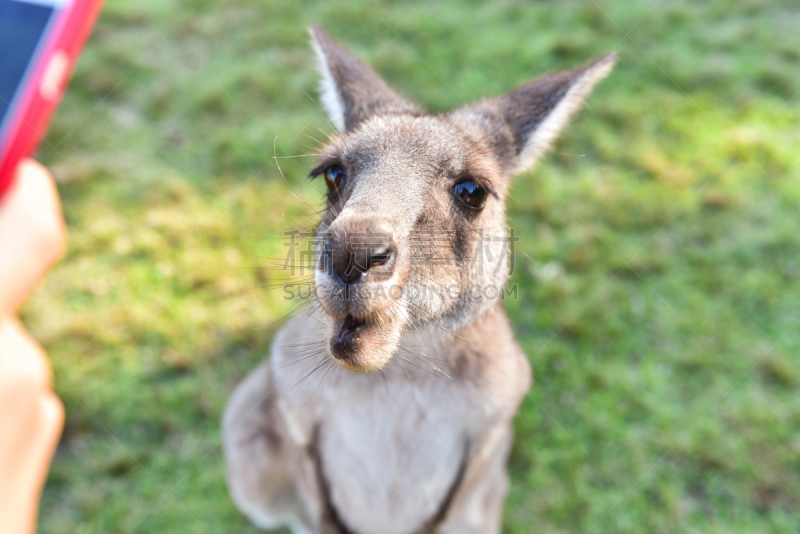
310,24 -> 419,133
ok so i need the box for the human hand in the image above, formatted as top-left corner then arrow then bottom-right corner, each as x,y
0,159 -> 66,534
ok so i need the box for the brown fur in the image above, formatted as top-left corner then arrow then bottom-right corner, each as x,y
222,24 -> 615,534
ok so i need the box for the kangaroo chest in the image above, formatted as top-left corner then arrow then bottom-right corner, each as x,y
279,368 -> 493,534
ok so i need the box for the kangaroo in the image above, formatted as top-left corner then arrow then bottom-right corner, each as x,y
222,24 -> 615,534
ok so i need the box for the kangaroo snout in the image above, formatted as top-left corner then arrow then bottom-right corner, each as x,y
316,215 -> 406,371
318,215 -> 401,308
323,217 -> 397,285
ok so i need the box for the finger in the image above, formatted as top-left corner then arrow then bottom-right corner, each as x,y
0,159 -> 66,317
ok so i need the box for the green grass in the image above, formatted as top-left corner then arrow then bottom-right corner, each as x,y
22,0 -> 800,532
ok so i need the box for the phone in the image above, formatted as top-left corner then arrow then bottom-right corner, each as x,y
0,0 -> 104,201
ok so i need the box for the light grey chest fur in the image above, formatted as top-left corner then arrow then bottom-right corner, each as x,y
272,327 -> 501,534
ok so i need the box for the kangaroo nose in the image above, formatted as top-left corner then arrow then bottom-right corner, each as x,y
323,226 -> 395,285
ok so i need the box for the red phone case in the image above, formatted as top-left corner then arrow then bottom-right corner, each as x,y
0,0 -> 104,201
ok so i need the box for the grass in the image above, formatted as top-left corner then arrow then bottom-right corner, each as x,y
20,0 -> 800,532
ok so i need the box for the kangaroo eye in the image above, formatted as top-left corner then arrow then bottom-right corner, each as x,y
325,166 -> 346,192
453,180 -> 487,209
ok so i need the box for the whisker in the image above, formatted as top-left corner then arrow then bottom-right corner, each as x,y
274,153 -> 324,159
307,360 -> 336,404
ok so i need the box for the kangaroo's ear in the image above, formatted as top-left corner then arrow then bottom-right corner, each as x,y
309,24 -> 419,133
470,52 -> 616,175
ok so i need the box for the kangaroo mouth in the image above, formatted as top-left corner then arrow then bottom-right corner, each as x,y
330,314 -> 367,362
327,313 -> 401,372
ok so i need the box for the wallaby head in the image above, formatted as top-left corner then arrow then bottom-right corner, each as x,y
308,24 -> 614,372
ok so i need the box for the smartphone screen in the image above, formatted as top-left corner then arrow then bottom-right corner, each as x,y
0,0 -> 67,148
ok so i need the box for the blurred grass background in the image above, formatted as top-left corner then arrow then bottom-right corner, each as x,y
20,0 -> 800,532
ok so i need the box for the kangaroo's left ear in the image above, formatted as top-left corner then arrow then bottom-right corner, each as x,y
467,52 -> 616,175
310,24 -> 420,133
